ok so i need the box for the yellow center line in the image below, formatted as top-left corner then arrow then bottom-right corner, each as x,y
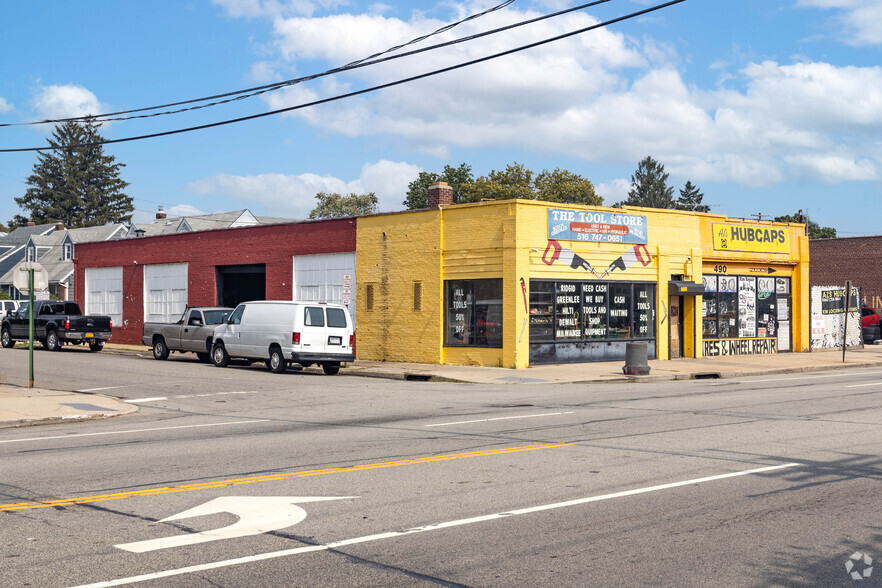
1,442 -> 574,512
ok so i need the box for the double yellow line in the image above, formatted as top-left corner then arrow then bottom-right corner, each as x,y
1,442 -> 574,512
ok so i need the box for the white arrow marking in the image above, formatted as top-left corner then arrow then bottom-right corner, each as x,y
116,496 -> 354,553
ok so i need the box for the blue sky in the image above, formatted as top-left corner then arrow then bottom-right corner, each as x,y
1,0 -> 880,234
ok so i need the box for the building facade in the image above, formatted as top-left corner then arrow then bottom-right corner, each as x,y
355,186 -> 809,368
810,236 -> 882,312
74,219 -> 356,345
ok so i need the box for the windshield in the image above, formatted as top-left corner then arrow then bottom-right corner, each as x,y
203,309 -> 233,324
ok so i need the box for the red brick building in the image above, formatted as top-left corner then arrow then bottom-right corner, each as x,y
810,236 -> 882,311
74,218 -> 356,344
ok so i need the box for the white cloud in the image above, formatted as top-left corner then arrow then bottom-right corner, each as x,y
596,178 -> 630,206
0,97 -> 13,114
798,0 -> 882,46
187,159 -> 421,217
30,84 -> 106,120
167,204 -> 207,217
212,0 -> 346,18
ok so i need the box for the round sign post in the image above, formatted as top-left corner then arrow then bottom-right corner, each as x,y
13,262 -> 48,388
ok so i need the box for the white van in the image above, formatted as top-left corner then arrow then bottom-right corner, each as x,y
0,300 -> 21,320
211,301 -> 355,375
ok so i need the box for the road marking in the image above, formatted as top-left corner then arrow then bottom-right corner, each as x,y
73,462 -> 801,588
78,386 -> 131,392
845,381 -> 882,388
117,496 -> 353,553
124,392 -> 258,403
0,420 -> 270,446
0,442 -> 573,511
426,411 -> 575,427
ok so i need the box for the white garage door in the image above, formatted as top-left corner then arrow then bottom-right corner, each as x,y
144,263 -> 188,323
85,267 -> 123,325
292,253 -> 356,324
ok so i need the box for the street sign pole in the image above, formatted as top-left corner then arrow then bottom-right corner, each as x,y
28,268 -> 35,387
843,280 -> 851,363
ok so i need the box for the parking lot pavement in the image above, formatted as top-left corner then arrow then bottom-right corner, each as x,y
2,343 -> 882,427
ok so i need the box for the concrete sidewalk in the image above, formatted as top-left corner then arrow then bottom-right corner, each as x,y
2,343 -> 882,428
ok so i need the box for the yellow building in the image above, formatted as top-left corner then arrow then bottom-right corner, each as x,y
356,183 -> 809,368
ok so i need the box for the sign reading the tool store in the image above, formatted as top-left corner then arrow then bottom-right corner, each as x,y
712,223 -> 790,253
548,209 -> 647,244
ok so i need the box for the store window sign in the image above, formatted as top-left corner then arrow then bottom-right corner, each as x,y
713,223 -> 790,253
548,209 -> 647,244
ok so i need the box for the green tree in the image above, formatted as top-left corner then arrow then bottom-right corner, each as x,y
403,163 -> 473,209
676,180 -> 710,212
459,162 -> 602,205
309,192 -> 379,219
13,119 -> 132,228
773,212 -> 837,239
615,156 -> 675,209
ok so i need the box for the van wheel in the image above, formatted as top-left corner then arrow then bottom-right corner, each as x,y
46,330 -> 61,352
153,337 -> 169,360
322,363 -> 340,375
196,352 -> 210,363
1,328 -> 13,348
267,347 -> 287,374
212,342 -> 230,367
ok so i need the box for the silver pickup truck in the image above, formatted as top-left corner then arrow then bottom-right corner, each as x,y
142,307 -> 233,361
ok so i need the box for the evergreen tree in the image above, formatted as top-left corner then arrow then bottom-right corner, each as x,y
13,119 -> 132,228
676,180 -> 710,212
774,212 -> 837,239
309,192 -> 379,219
615,156 -> 675,209
404,163 -> 473,209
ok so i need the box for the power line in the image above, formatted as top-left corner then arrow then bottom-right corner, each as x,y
0,0 -> 687,153
1,0 -> 518,128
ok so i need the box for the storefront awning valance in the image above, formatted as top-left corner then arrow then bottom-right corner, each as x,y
668,280 -> 706,296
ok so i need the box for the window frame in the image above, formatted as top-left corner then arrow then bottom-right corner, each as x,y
444,278 -> 503,348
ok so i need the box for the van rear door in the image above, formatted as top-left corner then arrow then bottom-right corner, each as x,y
325,307 -> 350,353
301,306 -> 327,353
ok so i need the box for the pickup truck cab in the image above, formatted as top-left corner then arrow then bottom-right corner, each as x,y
1,300 -> 112,351
142,307 -> 233,361
211,301 -> 354,374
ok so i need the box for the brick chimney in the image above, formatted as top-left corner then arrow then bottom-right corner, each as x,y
427,182 -> 454,209
55,221 -> 65,231
26,221 -> 35,227
156,207 -> 167,220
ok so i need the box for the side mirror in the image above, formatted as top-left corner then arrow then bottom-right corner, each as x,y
191,318 -> 202,326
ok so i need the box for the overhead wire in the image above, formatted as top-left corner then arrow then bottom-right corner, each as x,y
0,0 -> 687,153
0,0 -> 517,128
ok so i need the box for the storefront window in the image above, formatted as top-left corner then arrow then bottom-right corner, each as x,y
634,284 -> 655,338
555,282 -> 582,340
445,279 -> 502,348
702,275 -> 718,338
703,275 -> 791,341
582,283 -> 607,339
738,276 -> 757,337
717,276 -> 737,338
529,281 -> 554,341
608,284 -> 631,339
756,277 -> 776,338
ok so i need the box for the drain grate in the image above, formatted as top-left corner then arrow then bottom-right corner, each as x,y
693,372 -> 721,379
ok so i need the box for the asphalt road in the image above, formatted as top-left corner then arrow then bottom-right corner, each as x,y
1,348 -> 880,587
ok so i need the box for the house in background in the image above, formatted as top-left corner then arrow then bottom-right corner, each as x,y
0,222 -> 127,299
125,208 -> 296,238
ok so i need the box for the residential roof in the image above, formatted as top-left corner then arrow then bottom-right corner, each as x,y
126,209 -> 299,238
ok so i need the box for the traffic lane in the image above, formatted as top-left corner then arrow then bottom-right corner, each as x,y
50,457 -> 877,588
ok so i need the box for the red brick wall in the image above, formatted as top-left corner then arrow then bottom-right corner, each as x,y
75,219 -> 356,344
810,236 -> 882,311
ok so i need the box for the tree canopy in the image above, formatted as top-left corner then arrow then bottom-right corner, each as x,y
309,192 -> 379,219
404,162 -> 602,208
12,119 -> 132,228
676,180 -> 710,212
615,156 -> 675,209
403,163 -> 474,209
774,212 -> 837,239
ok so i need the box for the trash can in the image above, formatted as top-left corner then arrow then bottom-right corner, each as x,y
623,342 -> 650,375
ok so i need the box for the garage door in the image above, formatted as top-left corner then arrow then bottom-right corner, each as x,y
85,267 -> 123,325
144,263 -> 188,323
292,253 -> 356,324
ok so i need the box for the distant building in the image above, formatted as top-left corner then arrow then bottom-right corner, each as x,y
125,209 -> 297,238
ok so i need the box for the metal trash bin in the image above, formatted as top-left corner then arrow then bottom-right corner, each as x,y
623,342 -> 650,375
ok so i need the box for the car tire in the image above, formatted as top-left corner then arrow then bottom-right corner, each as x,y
46,330 -> 61,352
322,363 -> 340,376
152,337 -> 170,360
89,341 -> 104,352
211,342 -> 229,367
1,328 -> 13,348
196,352 -> 211,363
267,346 -> 287,374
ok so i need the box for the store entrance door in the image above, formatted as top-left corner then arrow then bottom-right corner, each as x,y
669,295 -> 683,359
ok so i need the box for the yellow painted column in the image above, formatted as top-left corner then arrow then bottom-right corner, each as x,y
656,246 -> 670,360
503,212 -> 529,368
793,234 -> 811,352
690,247 -> 703,358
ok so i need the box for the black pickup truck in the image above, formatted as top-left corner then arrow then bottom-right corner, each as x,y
1,300 -> 112,352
